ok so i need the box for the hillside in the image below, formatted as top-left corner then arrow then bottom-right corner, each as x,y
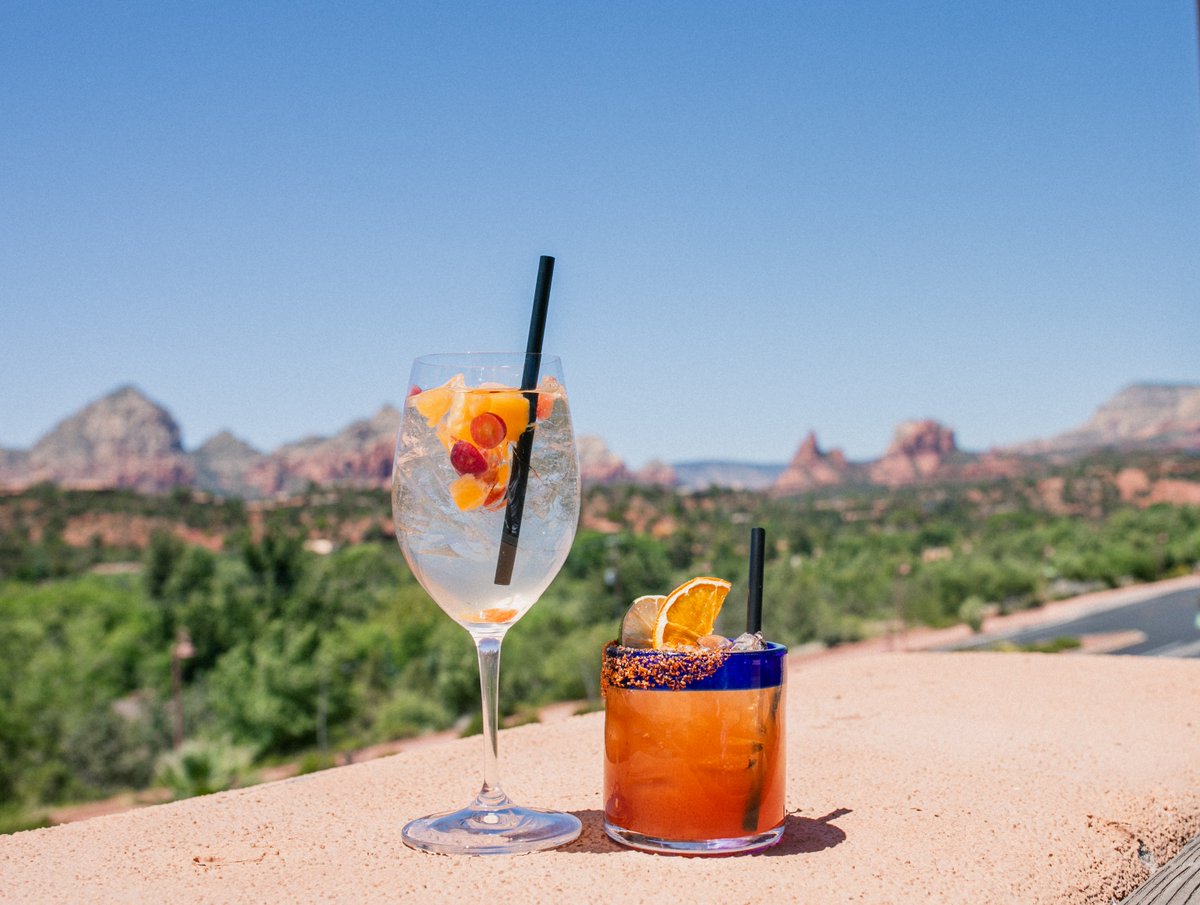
1006,384 -> 1200,455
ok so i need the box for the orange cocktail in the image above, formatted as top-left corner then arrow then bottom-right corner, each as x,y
602,642 -> 787,854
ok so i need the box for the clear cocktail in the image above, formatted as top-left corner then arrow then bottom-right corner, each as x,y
392,352 -> 581,855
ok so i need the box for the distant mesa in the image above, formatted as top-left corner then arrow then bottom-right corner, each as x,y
0,381 -> 1197,499
1005,383 -> 1200,455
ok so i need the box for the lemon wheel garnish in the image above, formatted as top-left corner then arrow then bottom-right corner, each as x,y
652,576 -> 732,649
620,595 -> 666,648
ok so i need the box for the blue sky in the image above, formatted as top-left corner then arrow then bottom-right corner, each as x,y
1,2 -> 1197,466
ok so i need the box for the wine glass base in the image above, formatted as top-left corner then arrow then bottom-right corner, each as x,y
402,804 -> 582,855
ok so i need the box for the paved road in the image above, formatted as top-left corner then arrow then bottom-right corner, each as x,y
952,587 -> 1200,658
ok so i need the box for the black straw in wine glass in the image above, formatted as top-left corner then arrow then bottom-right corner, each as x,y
494,255 -> 554,585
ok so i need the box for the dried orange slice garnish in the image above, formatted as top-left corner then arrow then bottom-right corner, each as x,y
620,594 -> 666,648
652,576 -> 732,649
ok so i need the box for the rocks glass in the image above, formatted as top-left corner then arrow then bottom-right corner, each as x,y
602,641 -> 788,854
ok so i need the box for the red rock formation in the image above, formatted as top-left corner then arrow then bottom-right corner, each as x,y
633,459 -> 677,487
18,386 -> 193,493
0,450 -> 29,488
1145,479 -> 1200,506
1116,468 -> 1200,506
868,420 -> 957,486
577,435 -> 631,485
244,407 -> 400,497
4,382 -> 1197,501
771,432 -> 850,495
1007,383 -> 1200,454
957,451 -> 1027,482
192,431 -> 266,498
61,513 -> 224,551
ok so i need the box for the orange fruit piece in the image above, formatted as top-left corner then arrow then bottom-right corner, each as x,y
411,375 -> 463,426
620,594 -> 666,648
536,375 -> 563,420
477,607 -> 518,623
449,474 -> 488,511
652,576 -> 733,649
485,389 -> 532,443
444,387 -> 493,444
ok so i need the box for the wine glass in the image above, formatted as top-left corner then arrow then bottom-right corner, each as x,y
391,352 -> 581,854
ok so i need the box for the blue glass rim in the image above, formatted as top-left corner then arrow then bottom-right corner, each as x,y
603,642 -> 786,691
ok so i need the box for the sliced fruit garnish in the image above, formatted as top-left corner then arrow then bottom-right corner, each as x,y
482,460 -> 511,510
653,576 -> 732,649
412,373 -> 543,513
450,440 -> 488,475
485,390 -> 532,443
536,375 -> 562,420
477,607 -> 518,623
483,484 -> 507,511
411,375 -> 463,426
449,474 -> 488,511
444,388 -> 492,443
620,594 -> 666,648
470,412 -> 507,449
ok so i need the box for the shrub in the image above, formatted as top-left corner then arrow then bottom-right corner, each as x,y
374,690 -> 453,742
155,737 -> 256,800
958,596 -> 986,634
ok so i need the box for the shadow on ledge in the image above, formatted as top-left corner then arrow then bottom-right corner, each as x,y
765,808 -> 851,856
559,808 -> 849,856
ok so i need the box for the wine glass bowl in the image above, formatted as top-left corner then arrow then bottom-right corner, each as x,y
391,352 -> 581,854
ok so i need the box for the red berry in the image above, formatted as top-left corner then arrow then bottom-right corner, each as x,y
470,413 -> 507,449
407,384 -> 422,397
450,440 -> 487,475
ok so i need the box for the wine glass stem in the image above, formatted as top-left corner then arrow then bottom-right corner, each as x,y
473,634 -> 511,810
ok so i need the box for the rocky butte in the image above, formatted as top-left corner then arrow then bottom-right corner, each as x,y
771,431 -> 851,495
867,419 -> 959,487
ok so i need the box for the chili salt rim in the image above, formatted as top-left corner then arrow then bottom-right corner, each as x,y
600,642 -> 731,693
